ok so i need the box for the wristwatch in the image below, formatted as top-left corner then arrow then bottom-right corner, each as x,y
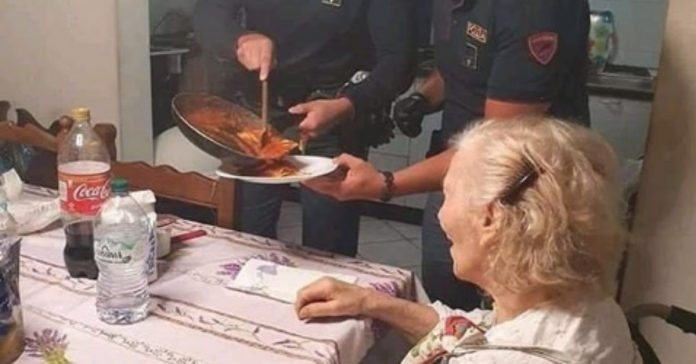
379,171 -> 395,202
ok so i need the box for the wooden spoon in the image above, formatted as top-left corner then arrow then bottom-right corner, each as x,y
260,79 -> 270,145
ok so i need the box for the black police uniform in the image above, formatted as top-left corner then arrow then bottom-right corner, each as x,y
193,0 -> 414,256
422,0 -> 591,310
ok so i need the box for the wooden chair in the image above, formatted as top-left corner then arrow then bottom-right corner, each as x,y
0,101 -> 10,121
0,102 -> 236,228
111,162 -> 235,227
0,120 -> 57,153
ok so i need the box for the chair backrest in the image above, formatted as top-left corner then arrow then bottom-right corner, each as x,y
626,304 -> 696,364
111,162 -> 235,227
0,104 -> 118,157
0,120 -> 57,152
0,102 -> 235,228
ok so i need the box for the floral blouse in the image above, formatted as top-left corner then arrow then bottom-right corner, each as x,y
401,298 -> 642,364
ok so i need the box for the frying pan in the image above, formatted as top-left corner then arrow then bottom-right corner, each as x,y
172,93 -> 264,167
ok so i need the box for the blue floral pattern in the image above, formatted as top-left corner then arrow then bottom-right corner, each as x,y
218,253 -> 296,280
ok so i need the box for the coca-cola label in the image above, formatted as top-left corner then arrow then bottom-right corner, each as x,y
59,171 -> 111,216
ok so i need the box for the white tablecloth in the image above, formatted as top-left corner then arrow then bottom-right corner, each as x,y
15,216 -> 428,364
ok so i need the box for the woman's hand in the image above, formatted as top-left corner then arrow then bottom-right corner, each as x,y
295,277 -> 373,320
236,32 -> 275,81
296,278 -> 439,344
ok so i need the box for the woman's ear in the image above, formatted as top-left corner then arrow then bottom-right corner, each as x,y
479,203 -> 500,249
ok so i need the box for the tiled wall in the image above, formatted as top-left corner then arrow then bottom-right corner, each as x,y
589,0 -> 669,68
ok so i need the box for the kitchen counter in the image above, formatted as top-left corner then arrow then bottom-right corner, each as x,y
587,72 -> 655,101
587,64 -> 656,101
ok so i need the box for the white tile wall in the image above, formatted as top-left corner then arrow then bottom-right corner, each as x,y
589,0 -> 669,68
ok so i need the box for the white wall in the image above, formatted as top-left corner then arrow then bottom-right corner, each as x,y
0,0 -> 153,162
117,0 -> 154,162
621,0 -> 696,362
589,0 -> 669,68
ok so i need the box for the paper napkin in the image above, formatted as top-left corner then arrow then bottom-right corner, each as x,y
227,258 -> 357,304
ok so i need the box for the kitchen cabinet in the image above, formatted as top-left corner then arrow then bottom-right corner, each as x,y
589,95 -> 652,161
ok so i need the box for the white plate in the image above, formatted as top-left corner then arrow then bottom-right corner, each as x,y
215,155 -> 337,184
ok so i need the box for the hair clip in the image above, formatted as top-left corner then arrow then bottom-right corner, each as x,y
499,159 -> 540,205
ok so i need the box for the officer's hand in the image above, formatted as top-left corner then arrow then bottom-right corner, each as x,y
236,33 -> 275,81
393,93 -> 429,138
302,154 -> 384,201
290,98 -> 355,139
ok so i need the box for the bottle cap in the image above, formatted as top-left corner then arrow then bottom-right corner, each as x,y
111,178 -> 129,193
70,107 -> 91,122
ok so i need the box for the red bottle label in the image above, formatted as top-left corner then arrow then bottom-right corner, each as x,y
59,171 -> 111,216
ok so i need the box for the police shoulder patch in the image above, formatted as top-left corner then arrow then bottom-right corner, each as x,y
527,32 -> 558,66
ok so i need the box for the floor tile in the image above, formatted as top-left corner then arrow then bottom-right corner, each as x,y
387,221 -> 422,239
405,193 -> 428,210
278,202 -> 302,228
359,240 -> 421,268
405,265 -> 422,280
408,238 -> 422,251
408,111 -> 443,163
369,153 -> 409,173
277,226 -> 302,245
371,134 -> 411,157
359,220 -> 404,244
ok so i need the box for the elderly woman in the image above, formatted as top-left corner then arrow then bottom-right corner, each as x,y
295,117 -> 640,363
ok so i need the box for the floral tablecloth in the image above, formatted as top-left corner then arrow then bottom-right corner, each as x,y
15,208 -> 428,363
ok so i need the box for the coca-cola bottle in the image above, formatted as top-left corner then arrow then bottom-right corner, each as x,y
58,107 -> 111,279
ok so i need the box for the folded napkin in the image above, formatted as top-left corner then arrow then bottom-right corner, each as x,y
2,169 -> 60,234
227,258 -> 357,304
2,168 -> 23,200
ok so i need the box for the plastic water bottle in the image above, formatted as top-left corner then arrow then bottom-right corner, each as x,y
94,178 -> 150,324
0,189 -> 24,363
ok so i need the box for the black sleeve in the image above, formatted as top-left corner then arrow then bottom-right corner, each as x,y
486,0 -> 565,103
193,0 -> 246,60
343,0 -> 416,114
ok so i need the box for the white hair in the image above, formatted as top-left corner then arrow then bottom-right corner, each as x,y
451,116 -> 626,296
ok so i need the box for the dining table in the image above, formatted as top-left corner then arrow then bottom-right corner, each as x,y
12,186 -> 429,364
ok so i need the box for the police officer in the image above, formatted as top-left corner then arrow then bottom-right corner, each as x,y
305,0 -> 591,309
193,0 -> 414,257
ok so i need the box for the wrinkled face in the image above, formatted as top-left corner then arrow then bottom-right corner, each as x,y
438,145 -> 490,284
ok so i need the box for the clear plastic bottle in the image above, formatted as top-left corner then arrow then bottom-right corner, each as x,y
58,107 -> 111,279
0,189 -> 25,363
94,178 -> 150,324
